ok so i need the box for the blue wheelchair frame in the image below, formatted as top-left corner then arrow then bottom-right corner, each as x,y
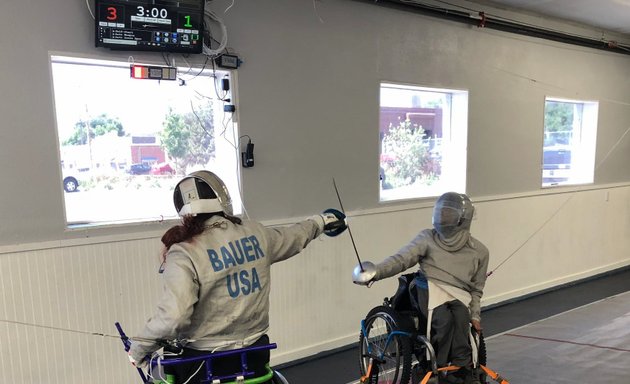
115,322 -> 286,384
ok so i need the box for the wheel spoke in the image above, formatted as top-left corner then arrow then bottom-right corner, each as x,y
359,307 -> 411,384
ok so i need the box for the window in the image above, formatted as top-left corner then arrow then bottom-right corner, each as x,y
542,97 -> 598,187
51,56 -> 241,227
379,83 -> 468,202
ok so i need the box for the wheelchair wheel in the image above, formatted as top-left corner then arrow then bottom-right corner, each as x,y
359,306 -> 413,384
477,332 -> 487,367
472,328 -> 488,384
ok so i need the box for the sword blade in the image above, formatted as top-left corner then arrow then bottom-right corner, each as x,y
332,178 -> 364,272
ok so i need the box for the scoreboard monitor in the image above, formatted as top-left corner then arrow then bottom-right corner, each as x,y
95,0 -> 204,53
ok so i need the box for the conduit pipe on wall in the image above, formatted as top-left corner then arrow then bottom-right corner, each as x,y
358,0 -> 630,56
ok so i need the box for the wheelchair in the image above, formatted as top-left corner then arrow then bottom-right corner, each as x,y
357,273 -> 509,384
116,322 -> 289,384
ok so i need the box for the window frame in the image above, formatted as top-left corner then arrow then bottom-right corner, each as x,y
50,54 -> 242,229
542,96 -> 599,188
378,82 -> 469,203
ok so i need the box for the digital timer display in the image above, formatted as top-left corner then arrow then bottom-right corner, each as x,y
95,0 -> 204,54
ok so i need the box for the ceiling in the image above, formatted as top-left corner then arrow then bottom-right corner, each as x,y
480,0 -> 630,36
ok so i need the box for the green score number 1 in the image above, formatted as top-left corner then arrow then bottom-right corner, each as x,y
184,15 -> 193,28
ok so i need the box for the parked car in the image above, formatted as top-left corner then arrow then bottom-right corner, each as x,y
542,145 -> 572,184
128,163 -> 151,175
150,162 -> 174,175
61,167 -> 90,192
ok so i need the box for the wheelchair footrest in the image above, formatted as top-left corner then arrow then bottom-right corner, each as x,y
479,365 -> 510,384
419,365 -> 461,384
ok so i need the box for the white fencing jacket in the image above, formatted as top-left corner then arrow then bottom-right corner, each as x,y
129,215 -> 324,361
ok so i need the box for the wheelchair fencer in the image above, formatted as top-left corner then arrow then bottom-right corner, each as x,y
354,271 -> 509,384
116,322 -> 290,384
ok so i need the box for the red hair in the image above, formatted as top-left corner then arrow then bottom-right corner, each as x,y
159,213 -> 243,264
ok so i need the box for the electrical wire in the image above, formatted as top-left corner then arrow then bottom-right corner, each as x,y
231,105 -> 250,220
192,0 -> 245,219
210,60 -> 230,101
147,349 -> 204,384
202,1 -> 228,57
220,109 -> 236,144
215,103 -> 249,220
4,313 -> 251,384
181,361 -> 206,384
313,0 -> 325,23
0,318 -> 121,339
593,126 -> 630,173
85,0 -> 95,19
0,318 -> 176,345
196,66 -> 247,219
486,194 -> 574,277
214,78 -> 229,101
180,63 -> 246,220
224,0 -> 236,13
179,56 -> 211,83
189,100 -> 213,138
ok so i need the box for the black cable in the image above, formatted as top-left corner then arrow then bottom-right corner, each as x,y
210,60 -> 230,101
180,56 -> 210,82
161,52 -> 171,67
189,100 -> 213,137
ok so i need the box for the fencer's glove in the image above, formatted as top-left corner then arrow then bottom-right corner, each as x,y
352,261 -> 377,287
128,351 -> 149,371
319,208 -> 348,237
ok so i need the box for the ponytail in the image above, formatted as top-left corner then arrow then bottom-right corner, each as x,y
159,213 -> 243,263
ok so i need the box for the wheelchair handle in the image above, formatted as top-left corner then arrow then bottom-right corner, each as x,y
114,322 -> 150,384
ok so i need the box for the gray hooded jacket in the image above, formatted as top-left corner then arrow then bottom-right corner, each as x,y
374,228 -> 489,321
129,215 -> 324,361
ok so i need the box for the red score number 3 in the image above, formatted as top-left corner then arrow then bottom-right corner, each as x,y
106,6 -> 118,21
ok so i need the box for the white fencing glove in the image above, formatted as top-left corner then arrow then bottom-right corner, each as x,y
352,261 -> 377,287
128,352 -> 149,371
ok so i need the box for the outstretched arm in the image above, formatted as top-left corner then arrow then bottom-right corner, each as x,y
262,209 -> 347,263
353,230 -> 429,286
375,230 -> 429,280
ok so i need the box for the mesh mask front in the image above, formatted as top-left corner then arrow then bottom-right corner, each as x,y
432,192 -> 473,239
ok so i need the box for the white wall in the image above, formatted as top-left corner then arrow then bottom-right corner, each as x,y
1,185 -> 629,382
1,0 -> 630,382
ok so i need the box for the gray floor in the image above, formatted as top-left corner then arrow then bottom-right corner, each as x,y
486,291 -> 630,383
276,267 -> 630,384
